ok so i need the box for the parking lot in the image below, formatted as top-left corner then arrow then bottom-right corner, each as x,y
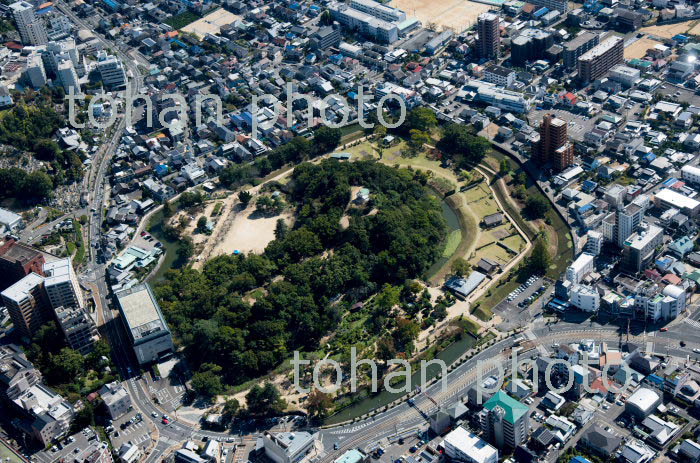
494,277 -> 551,331
108,410 -> 153,452
35,428 -> 97,463
527,109 -> 598,142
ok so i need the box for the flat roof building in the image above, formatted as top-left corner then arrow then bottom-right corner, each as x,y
1,273 -> 51,338
115,283 -> 174,365
443,427 -> 498,463
263,431 -> 317,463
654,188 -> 700,216
577,36 -> 624,83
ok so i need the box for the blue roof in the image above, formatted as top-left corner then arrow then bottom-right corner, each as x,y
534,6 -> 549,17
570,457 -> 592,463
643,152 -> 656,162
578,203 -> 594,214
582,180 -> 598,192
102,0 -> 119,10
647,374 -> 664,385
663,177 -> 678,187
155,164 -> 169,174
309,5 -> 321,10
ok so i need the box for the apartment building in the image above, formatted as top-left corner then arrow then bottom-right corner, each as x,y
483,65 -> 516,87
1,273 -> 51,338
479,391 -> 530,449
622,224 -> 664,273
96,51 -> 127,89
263,431 -> 317,463
99,381 -> 132,419
577,36 -> 624,83
443,427 -> 498,463
0,344 -> 42,401
563,31 -> 599,69
43,257 -> 84,310
55,305 -> 98,354
531,114 -> 574,172
477,13 -> 500,59
10,1 -> 47,45
0,238 -> 45,292
566,253 -> 595,284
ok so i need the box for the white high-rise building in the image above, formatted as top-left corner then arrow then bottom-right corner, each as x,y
43,39 -> 84,77
565,253 -> 595,284
96,51 -> 127,89
25,52 -> 47,88
570,284 -> 600,312
10,1 -> 47,45
56,59 -> 80,93
43,257 -> 84,310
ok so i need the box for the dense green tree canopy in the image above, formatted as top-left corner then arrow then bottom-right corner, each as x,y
156,160 -> 446,386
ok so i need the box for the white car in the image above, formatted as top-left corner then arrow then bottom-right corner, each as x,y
693,348 -> 700,354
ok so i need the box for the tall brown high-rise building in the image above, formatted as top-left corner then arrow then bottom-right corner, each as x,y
477,12 -> 500,59
0,238 -> 45,292
577,36 -> 624,84
532,114 -> 574,172
1,272 -> 51,338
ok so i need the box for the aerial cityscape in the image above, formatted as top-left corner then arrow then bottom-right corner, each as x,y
0,0 -> 700,462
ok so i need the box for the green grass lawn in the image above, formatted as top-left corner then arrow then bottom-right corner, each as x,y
442,230 -> 462,258
1,440 -> 25,463
164,11 -> 200,29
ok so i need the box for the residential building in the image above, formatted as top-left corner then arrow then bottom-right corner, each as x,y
175,449 -> 206,463
563,32 -> 599,69
10,1 -> 47,45
619,440 -> 654,463
1,273 -> 51,338
0,238 -> 45,292
43,257 -> 84,310
586,230 -> 604,256
635,284 -> 687,321
616,203 -> 645,248
577,36 -> 624,84
118,443 -> 142,463
11,378 -> 74,445
443,427 -> 498,463
56,59 -> 80,93
566,253 -> 594,284
681,165 -> 700,184
99,381 -> 132,420
96,51 -> 127,89
483,65 -> 515,87
262,431 -> 317,463
621,224 -> 663,273
680,440 -> 700,462
477,13 -> 500,59
0,344 -> 41,401
511,29 -> 553,66
532,114 -> 574,172
479,390 -> 529,449
25,52 -> 47,88
115,283 -> 174,365
580,424 -> 622,457
310,26 -> 341,50
55,306 -> 98,354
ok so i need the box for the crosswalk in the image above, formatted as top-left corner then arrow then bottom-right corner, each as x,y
684,318 -> 700,329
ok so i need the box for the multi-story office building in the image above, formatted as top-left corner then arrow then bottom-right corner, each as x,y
529,0 -> 569,13
531,114 -> 574,172
310,26 -> 341,50
0,238 -> 45,292
477,13 -> 500,59
55,306 -> 98,354
10,1 -> 47,45
483,65 -> 516,87
563,32 -> 599,69
570,284 -> 600,312
263,431 -> 317,463
349,0 -> 406,22
115,284 -> 174,365
43,257 -> 83,310
622,224 -> 663,273
1,273 -> 51,338
479,391 -> 529,450
96,51 -> 127,89
443,427 -> 498,463
329,3 -> 399,44
462,80 -> 531,113
577,36 -> 624,83
99,381 -> 132,419
565,253 -> 594,284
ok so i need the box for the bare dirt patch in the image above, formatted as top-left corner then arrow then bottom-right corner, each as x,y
641,20 -> 698,40
624,36 -> 663,60
182,9 -> 242,38
390,0 -> 491,33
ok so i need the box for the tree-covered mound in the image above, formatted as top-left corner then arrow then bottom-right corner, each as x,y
155,160 -> 446,385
